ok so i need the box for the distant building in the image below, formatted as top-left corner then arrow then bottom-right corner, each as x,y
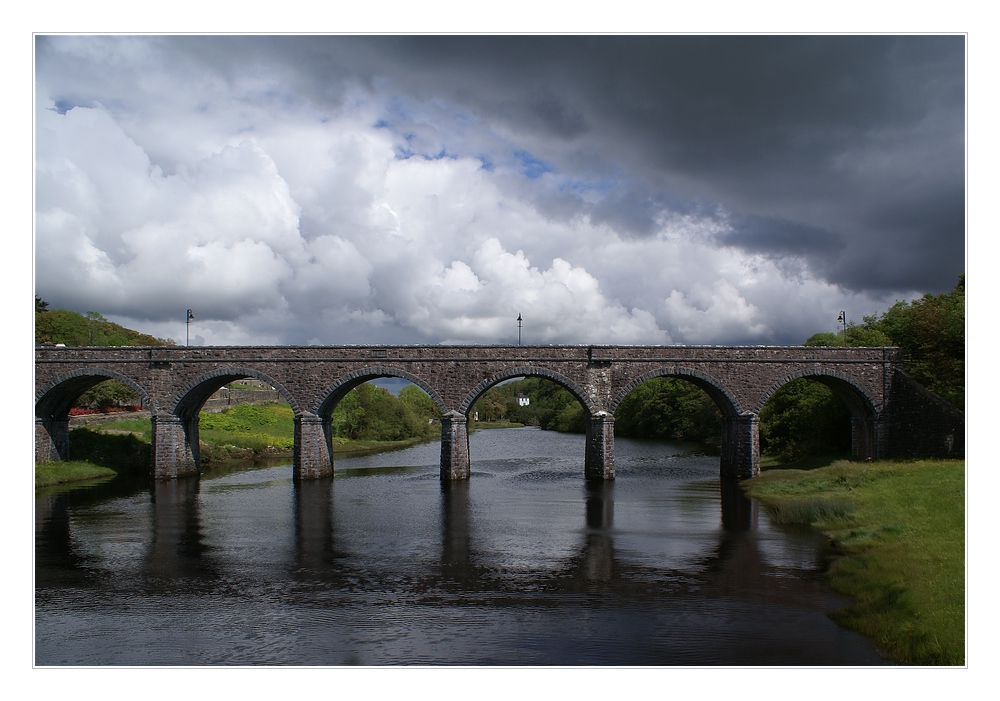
515,394 -> 530,407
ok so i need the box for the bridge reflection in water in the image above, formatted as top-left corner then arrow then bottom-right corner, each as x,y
35,431 -> 888,665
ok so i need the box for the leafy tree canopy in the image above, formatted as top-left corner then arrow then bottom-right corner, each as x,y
871,275 -> 964,406
470,377 -> 588,432
759,379 -> 851,461
330,382 -> 439,442
615,377 -> 721,443
812,276 -> 964,406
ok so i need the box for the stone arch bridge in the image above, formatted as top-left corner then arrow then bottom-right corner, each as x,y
35,345 -> 963,481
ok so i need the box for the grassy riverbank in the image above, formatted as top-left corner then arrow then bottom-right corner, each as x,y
89,403 -> 297,453
760,451 -> 850,472
35,460 -> 117,488
38,401 -> 441,488
470,420 -> 525,430
742,459 -> 965,665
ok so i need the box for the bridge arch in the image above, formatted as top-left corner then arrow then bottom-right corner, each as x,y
610,366 -> 743,417
610,366 -> 755,479
35,367 -> 153,419
754,369 -> 883,462
169,367 -> 301,419
315,366 -> 448,419
452,365 -> 608,480
35,367 -> 153,464
753,368 -> 879,417
458,365 -> 598,417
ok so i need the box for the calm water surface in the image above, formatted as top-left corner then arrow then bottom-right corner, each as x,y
35,427 -> 888,665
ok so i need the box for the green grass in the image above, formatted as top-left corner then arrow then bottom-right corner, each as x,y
198,403 -> 295,451
66,428 -> 151,470
89,403 -> 295,455
95,417 -> 151,438
760,450 -> 851,472
37,428 -> 152,489
330,435 -> 437,456
35,460 -> 116,488
742,459 -> 965,665
470,420 -> 526,430
85,402 -> 438,463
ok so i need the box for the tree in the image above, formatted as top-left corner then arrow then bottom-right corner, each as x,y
399,385 -> 440,420
805,332 -> 839,346
531,382 -> 584,432
77,380 -> 140,411
469,377 -> 587,431
614,377 -> 721,442
550,401 -> 587,433
805,325 -> 891,347
759,379 -> 851,461
85,311 -> 107,345
875,276 -> 964,406
330,383 -> 438,442
802,276 -> 964,406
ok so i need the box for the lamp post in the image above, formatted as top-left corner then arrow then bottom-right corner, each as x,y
186,309 -> 194,346
517,313 -> 522,346
837,311 -> 846,346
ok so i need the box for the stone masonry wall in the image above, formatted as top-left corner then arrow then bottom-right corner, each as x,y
885,369 -> 965,459
35,344 -> 899,420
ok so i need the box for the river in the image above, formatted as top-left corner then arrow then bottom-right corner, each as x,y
35,426 -> 888,665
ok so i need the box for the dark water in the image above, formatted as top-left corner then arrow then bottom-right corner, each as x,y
35,427 -> 888,666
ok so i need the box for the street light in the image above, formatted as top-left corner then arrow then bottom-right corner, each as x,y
517,313 -> 522,346
837,311 -> 847,346
186,309 -> 194,346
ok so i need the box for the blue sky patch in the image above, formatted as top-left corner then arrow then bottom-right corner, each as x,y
513,150 -> 554,179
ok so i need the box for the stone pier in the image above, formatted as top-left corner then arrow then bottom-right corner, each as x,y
850,415 -> 886,462
720,414 -> 759,479
35,418 -> 69,462
440,411 -> 471,480
294,413 -> 334,480
151,415 -> 199,480
585,412 -> 615,480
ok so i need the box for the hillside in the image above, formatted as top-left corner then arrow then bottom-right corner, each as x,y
35,299 -> 173,347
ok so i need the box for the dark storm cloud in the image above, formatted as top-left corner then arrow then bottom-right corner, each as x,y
220,34 -> 963,294
717,215 -> 845,257
826,185 -> 966,292
291,35 -> 960,164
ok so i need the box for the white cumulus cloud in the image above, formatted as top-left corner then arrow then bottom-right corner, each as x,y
34,37 -> 934,347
